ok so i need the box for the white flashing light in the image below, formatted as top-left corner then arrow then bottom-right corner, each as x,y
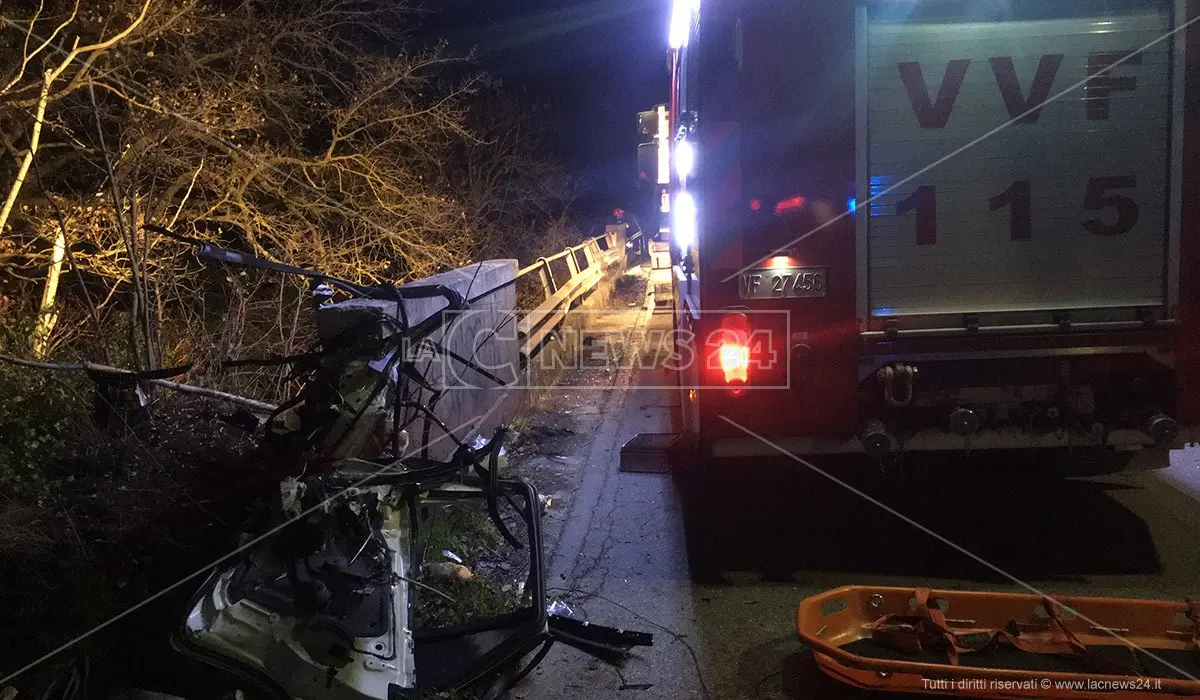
675,139 -> 695,180
673,191 -> 697,251
656,106 -> 670,185
669,0 -> 698,49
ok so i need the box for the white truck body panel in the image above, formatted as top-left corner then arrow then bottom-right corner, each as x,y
861,7 -> 1175,319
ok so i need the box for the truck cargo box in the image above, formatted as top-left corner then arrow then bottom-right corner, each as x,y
860,2 -> 1179,330
666,0 -> 1200,460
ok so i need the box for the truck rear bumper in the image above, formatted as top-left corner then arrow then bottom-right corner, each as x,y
710,426 -> 1196,460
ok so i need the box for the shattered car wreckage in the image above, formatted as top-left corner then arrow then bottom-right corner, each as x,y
174,440 -> 570,699
151,226 -> 652,699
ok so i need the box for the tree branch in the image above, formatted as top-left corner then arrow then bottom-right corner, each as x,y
0,353 -> 278,412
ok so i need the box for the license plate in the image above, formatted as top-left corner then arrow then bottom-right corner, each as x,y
738,267 -> 828,299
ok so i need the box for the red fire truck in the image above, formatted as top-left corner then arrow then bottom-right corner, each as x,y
667,0 -> 1200,466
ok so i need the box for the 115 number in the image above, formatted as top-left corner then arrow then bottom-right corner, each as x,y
894,176 -> 1139,244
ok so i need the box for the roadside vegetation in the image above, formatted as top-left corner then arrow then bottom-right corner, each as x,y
0,0 -> 585,695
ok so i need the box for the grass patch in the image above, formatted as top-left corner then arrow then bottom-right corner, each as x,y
0,365 -> 86,500
507,411 -> 533,434
413,575 -> 516,631
418,502 -> 502,560
413,503 -> 519,631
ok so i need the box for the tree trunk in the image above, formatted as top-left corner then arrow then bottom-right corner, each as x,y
0,73 -> 50,238
30,225 -> 66,357
5,75 -> 58,356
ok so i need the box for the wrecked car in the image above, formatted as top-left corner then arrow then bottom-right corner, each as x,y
155,228 -> 651,699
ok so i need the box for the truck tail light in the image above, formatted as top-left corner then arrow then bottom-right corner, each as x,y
718,313 -> 751,394
719,343 -> 750,384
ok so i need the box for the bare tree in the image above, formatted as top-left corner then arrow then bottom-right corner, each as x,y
0,0 -> 172,356
453,84 -> 583,263
1,0 -> 580,395
3,0 -> 471,364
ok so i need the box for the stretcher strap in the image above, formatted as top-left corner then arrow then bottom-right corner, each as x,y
867,588 -> 986,665
1008,599 -> 1142,677
867,590 -> 1140,676
1010,597 -> 1087,657
1186,599 -> 1200,650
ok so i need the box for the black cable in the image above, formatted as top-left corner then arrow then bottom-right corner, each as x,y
473,428 -> 521,549
395,401 -> 468,451
461,261 -> 485,308
506,638 -> 556,689
146,224 -> 372,299
467,276 -> 517,304
546,586 -> 711,700
431,343 -> 509,387
393,289 -> 409,335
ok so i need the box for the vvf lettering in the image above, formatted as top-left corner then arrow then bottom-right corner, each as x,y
899,51 -> 1142,128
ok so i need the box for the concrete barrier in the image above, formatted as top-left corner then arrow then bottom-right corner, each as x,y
371,228 -> 635,458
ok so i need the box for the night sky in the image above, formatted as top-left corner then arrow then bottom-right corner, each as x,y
422,0 -> 671,222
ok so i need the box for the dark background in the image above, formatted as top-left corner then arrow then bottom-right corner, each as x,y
421,0 -> 671,226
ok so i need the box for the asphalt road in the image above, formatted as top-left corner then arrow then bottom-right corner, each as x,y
513,287 -> 1200,700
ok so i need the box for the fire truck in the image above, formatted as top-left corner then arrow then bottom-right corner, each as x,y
666,0 -> 1200,466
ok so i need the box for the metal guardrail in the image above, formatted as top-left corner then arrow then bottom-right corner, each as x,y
515,227 -> 635,363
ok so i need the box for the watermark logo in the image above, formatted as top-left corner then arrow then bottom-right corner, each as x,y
406,308 -> 791,391
922,676 -> 1165,693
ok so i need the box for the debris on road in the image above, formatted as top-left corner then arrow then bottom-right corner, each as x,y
547,599 -> 577,618
423,562 -> 474,582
